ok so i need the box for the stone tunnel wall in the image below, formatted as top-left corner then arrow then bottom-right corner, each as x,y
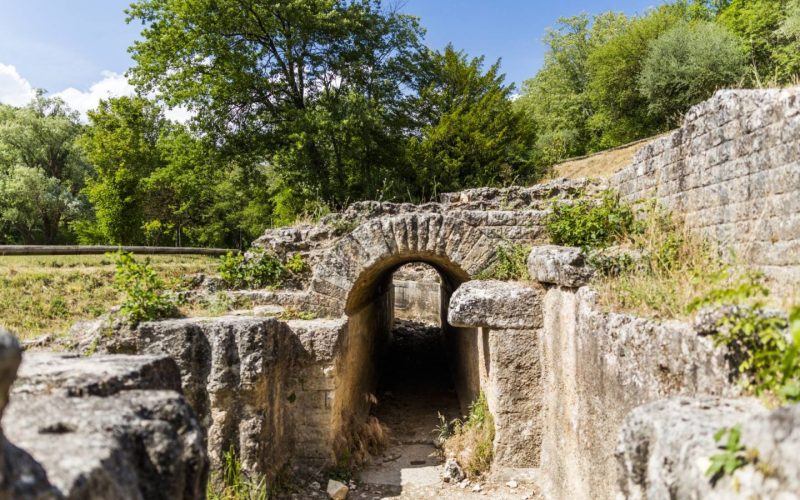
611,87 -> 800,292
538,286 -> 740,499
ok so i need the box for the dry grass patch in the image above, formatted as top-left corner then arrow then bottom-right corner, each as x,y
441,392 -> 495,478
592,209 -> 731,319
0,254 -> 218,340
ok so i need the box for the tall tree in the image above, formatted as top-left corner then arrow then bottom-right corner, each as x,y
0,94 -> 86,243
78,96 -> 166,244
409,45 -> 537,196
127,0 -> 424,213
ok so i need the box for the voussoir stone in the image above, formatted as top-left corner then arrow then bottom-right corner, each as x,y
447,280 -> 543,329
527,245 -> 594,288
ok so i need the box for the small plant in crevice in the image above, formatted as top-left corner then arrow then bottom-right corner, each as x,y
706,425 -> 753,484
207,446 -> 269,500
112,251 -> 178,325
475,242 -> 530,281
442,392 -> 495,478
218,249 -> 308,290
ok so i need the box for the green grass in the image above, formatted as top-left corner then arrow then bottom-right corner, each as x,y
0,254 -> 218,340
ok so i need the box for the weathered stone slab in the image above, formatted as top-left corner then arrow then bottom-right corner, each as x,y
527,245 -> 594,288
447,280 -> 543,329
6,390 -> 207,500
616,396 -> 800,499
0,331 -> 207,500
14,352 -> 181,397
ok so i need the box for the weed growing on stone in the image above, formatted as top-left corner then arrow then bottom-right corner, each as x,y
207,446 -> 269,500
545,190 -> 639,250
592,205 -> 732,319
706,425 -> 749,483
112,251 -> 178,325
443,392 -> 495,478
475,242 -> 530,281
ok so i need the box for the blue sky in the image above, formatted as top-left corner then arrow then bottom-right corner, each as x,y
0,0 -> 660,115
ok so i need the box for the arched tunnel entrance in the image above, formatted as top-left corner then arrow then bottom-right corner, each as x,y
330,256 -> 483,490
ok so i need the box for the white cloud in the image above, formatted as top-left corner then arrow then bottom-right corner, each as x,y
0,66 -> 193,124
54,70 -> 135,118
0,63 -> 35,106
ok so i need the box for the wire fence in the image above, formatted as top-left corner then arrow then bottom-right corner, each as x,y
0,245 -> 237,256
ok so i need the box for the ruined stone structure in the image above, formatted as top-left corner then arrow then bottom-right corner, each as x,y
613,87 -> 800,290
3,87 -> 799,499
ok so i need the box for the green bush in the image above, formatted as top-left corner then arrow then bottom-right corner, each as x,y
218,250 -> 307,290
112,251 -> 177,324
639,21 -> 747,124
546,191 -> 639,250
476,243 -> 530,280
690,272 -> 800,404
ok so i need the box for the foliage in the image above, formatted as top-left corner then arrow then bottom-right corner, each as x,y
112,251 -> 178,324
518,0 -> 800,164
442,392 -> 495,478
706,425 -> 749,482
0,95 -> 88,243
409,45 -> 538,196
688,273 -> 800,404
718,0 -> 800,84
639,21 -> 747,123
475,243 -> 530,281
207,446 -> 268,500
218,250 -> 307,290
126,0 -> 424,213
545,191 -> 638,250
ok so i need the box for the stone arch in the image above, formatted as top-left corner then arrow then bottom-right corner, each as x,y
309,213 -> 498,315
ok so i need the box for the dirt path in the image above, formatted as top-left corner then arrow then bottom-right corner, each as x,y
354,321 -> 540,500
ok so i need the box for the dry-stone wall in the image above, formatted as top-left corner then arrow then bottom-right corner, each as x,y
612,87 -> 800,290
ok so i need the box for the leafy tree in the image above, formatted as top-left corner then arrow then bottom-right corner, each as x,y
127,0 -> 424,213
515,15 -> 595,165
78,96 -> 167,244
0,165 -> 79,244
639,21 -> 747,124
409,46 -> 538,196
0,94 -> 87,243
718,0 -> 800,84
586,3 -> 689,149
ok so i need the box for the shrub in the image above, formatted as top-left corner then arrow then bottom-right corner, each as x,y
476,243 -> 530,281
689,273 -> 800,404
639,21 -> 747,123
218,249 -> 307,290
443,392 -> 495,478
546,190 -> 639,250
112,251 -> 177,324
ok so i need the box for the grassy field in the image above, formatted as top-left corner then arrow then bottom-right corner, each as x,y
551,134 -> 669,180
0,254 -> 219,340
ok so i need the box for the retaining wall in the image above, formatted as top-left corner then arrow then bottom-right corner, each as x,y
612,87 -> 800,291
